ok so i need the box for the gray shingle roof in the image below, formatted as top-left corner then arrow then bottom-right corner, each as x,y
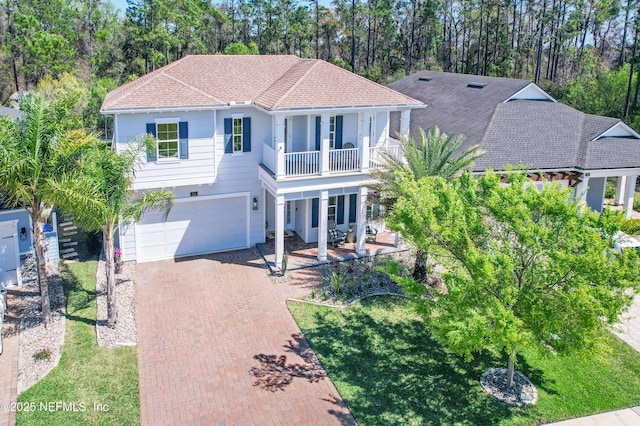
0,106 -> 24,121
388,71 -> 640,172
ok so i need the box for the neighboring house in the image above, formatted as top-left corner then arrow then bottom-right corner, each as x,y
0,107 -> 59,287
388,71 -> 640,218
101,55 -> 423,267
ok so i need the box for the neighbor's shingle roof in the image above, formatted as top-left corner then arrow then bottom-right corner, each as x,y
388,71 -> 640,171
0,106 -> 24,121
102,55 -> 422,112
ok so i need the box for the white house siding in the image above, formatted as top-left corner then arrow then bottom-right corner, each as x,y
586,177 -> 606,212
0,209 -> 32,254
341,114 -> 358,145
115,111 -> 216,190
291,116 -> 308,152
295,199 -> 307,239
374,111 -> 389,145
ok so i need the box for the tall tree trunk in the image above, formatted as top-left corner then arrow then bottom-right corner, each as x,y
412,249 -> 428,283
506,349 -> 517,388
477,1 -> 484,75
33,214 -> 50,327
623,27 -> 638,119
619,0 -> 631,66
105,226 -> 118,328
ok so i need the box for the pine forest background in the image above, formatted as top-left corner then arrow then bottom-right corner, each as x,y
1,0 -> 639,135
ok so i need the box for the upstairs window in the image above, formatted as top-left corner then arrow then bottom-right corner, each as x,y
146,121 -> 189,162
233,118 -> 243,152
157,123 -> 179,159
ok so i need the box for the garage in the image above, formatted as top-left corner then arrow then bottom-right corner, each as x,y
134,194 -> 249,262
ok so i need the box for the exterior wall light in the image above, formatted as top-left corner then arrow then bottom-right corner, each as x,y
252,197 -> 259,211
20,227 -> 28,241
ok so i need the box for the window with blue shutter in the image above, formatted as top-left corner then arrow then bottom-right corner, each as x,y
146,123 -> 157,162
337,195 -> 345,225
315,116 -> 321,150
349,194 -> 357,223
242,117 -> 251,152
311,198 -> 319,228
179,121 -> 189,159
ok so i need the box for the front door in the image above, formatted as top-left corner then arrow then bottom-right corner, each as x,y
285,201 -> 295,231
0,220 -> 20,286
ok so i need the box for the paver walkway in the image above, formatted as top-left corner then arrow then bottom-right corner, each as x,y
136,249 -> 355,425
613,294 -> 640,352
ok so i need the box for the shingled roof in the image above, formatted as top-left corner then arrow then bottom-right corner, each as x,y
102,55 -> 422,112
0,106 -> 24,121
388,71 -> 640,172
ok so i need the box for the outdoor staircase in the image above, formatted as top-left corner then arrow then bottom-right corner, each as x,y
58,215 -> 79,261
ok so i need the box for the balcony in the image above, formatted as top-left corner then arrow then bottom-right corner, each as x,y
262,140 -> 401,179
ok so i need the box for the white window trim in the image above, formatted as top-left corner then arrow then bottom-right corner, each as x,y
232,115 -> 243,154
329,116 -> 336,149
155,121 -> 180,161
328,195 -> 337,223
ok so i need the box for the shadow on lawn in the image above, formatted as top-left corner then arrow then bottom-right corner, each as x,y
299,296 -> 555,425
59,262 -> 95,322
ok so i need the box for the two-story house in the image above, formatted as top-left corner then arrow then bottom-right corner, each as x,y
101,55 -> 423,268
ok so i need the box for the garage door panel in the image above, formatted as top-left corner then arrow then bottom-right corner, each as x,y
135,196 -> 248,262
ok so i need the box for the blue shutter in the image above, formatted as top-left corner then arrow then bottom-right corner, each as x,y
349,194 -> 357,223
337,195 -> 345,225
311,198 -> 319,228
146,123 -> 157,162
242,117 -> 251,152
179,121 -> 189,159
315,116 -> 321,150
224,118 -> 233,153
335,115 -> 343,149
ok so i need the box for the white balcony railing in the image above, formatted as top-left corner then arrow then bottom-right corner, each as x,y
369,144 -> 402,169
285,151 -> 320,176
263,143 -> 277,173
329,148 -> 360,172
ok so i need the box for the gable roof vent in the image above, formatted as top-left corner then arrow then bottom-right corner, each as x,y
418,77 -> 432,82
467,82 -> 487,89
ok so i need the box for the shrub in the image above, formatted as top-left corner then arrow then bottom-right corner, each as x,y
281,251 -> 289,275
34,349 -> 51,361
605,182 -> 616,199
621,218 -> 640,235
325,269 -> 347,295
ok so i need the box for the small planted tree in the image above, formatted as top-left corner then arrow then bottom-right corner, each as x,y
49,136 -> 173,327
386,170 -> 640,392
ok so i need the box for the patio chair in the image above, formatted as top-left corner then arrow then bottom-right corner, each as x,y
327,220 -> 346,248
365,224 -> 378,243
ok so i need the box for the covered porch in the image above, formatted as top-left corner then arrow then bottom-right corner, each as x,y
257,228 -> 402,272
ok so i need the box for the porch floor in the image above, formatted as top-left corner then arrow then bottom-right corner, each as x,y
256,230 -> 405,272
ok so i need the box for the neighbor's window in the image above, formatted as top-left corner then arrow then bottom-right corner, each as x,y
233,118 -> 243,152
157,123 -> 179,159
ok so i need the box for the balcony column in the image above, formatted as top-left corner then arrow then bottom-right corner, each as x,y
356,186 -> 368,256
320,113 -> 331,176
275,115 -> 286,179
359,112 -> 371,172
614,176 -> 627,205
317,190 -> 329,261
622,175 -> 637,219
400,110 -> 411,137
275,194 -> 285,269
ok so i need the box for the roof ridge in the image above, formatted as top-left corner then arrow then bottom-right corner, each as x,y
162,71 -> 225,105
104,58 -> 187,109
270,60 -> 320,110
253,57 -> 306,107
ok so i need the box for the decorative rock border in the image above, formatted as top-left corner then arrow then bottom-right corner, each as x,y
480,368 -> 538,408
18,256 -> 66,394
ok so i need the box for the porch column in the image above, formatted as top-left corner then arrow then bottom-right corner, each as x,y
275,194 -> 285,269
356,186 -> 368,256
359,112 -> 371,172
317,190 -> 329,261
614,176 -> 627,205
275,115 -> 286,179
320,113 -> 331,176
574,174 -> 590,205
400,110 -> 411,137
622,175 -> 637,219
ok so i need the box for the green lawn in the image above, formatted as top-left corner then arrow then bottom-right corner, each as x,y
17,260 -> 140,426
289,296 -> 640,426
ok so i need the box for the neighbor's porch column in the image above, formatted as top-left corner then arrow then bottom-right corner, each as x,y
400,110 -> 411,137
574,174 -> 590,205
359,112 -> 371,172
614,176 -> 628,205
622,175 -> 637,219
317,190 -> 329,261
275,194 -> 285,269
275,115 -> 286,179
356,186 -> 368,256
320,114 -> 331,176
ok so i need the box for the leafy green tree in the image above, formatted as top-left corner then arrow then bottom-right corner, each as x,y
0,92 -> 85,326
386,170 -> 640,388
48,137 -> 173,327
371,126 -> 484,282
224,41 -> 259,54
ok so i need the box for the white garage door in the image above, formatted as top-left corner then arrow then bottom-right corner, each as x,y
135,195 -> 248,262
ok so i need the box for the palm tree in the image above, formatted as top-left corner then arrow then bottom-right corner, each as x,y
48,136 -> 173,327
0,92 -> 83,326
371,126 -> 485,282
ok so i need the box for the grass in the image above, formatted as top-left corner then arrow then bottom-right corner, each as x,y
289,296 -> 640,426
17,260 -> 140,426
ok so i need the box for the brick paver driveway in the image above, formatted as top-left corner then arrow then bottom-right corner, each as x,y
136,249 -> 355,425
